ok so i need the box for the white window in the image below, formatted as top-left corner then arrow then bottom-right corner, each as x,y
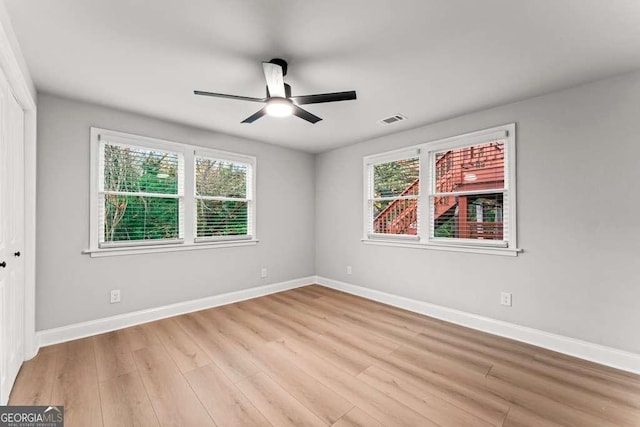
89,128 -> 256,256
98,141 -> 185,247
363,124 -> 518,256
365,149 -> 420,240
194,153 -> 253,242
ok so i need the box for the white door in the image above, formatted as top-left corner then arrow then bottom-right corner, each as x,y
0,65 -> 25,405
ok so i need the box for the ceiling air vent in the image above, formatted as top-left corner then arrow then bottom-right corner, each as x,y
379,114 -> 407,126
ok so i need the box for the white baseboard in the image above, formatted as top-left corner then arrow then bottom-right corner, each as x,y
36,276 -> 314,349
314,276 -> 640,375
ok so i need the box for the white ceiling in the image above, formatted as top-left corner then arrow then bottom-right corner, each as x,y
5,1 -> 640,152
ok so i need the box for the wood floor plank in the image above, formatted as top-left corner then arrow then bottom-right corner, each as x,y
9,350 -> 58,405
124,323 -> 161,352
331,406 -> 384,427
484,369 -> 620,427
414,327 -> 535,369
358,365 -> 495,426
219,303 -> 285,342
267,295 -> 394,360
488,363 -> 640,426
99,371 -> 159,427
314,297 -> 422,342
50,338 -> 103,427
185,364 -> 271,427
402,333 -> 496,375
254,344 -> 354,424
174,311 -> 261,383
202,307 -> 270,354
236,372 -> 327,427
269,337 -> 439,427
375,352 -> 510,425
261,311 -> 370,375
133,344 -> 215,426
260,295 -> 398,373
533,352 -> 640,390
392,342 -> 492,378
502,405 -> 566,427
149,317 -> 211,373
93,330 -> 137,382
529,356 -> 640,408
275,292 -> 403,354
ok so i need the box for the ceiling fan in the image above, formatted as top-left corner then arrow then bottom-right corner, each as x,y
194,58 -> 357,124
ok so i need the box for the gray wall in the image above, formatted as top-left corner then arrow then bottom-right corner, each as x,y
36,93 -> 315,330
315,71 -> 640,354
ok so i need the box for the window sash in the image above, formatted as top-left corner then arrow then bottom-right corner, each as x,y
427,191 -> 508,242
367,156 -> 420,237
98,140 -> 185,247
194,155 -> 253,240
427,139 -> 508,245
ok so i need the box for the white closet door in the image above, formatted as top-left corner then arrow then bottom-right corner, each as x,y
0,64 -> 25,405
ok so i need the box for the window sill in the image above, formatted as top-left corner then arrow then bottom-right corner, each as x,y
362,238 -> 522,257
83,239 -> 259,258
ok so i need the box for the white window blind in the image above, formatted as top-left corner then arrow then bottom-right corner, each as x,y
194,155 -> 253,241
98,141 -> 185,247
367,154 -> 420,238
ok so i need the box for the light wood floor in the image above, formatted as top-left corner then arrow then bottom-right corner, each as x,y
9,285 -> 640,426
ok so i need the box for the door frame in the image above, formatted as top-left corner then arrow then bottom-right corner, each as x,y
0,4 -> 37,360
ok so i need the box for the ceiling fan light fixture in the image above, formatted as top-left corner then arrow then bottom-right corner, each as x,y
265,97 -> 293,117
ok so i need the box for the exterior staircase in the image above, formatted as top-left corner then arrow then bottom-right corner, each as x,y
373,142 -> 505,239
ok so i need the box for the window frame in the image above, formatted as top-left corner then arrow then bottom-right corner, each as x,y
193,150 -> 254,243
88,128 -> 257,257
363,123 -> 520,256
97,139 -> 185,248
364,148 -> 421,241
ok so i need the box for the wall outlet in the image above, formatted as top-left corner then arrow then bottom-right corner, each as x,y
261,267 -> 268,278
110,289 -> 121,304
500,292 -> 512,307
346,265 -> 353,275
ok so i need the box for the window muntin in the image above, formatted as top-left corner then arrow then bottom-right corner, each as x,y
195,157 -> 252,240
99,142 -> 184,247
367,155 -> 420,237
363,124 -> 517,254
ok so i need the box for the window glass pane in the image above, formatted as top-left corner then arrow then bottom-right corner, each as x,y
104,144 -> 179,194
103,195 -> 179,242
433,193 -> 504,240
196,158 -> 247,198
434,141 -> 504,193
372,199 -> 418,235
373,157 -> 419,198
197,200 -> 248,237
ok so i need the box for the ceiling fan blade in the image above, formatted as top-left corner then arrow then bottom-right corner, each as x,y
194,90 -> 267,103
292,105 -> 322,124
290,90 -> 357,105
241,107 -> 268,124
262,62 -> 286,98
